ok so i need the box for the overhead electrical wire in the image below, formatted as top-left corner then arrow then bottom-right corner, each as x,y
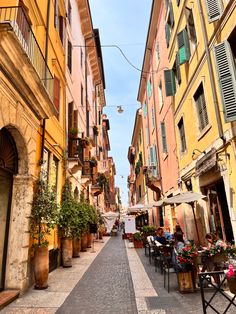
73,43 -> 167,74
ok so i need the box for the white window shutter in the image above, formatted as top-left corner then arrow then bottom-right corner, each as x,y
214,41 -> 236,122
205,0 -> 222,23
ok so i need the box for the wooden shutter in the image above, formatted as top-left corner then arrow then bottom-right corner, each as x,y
147,80 -> 152,98
153,145 -> 158,177
205,0 -> 222,23
177,29 -> 190,65
178,118 -> 186,152
161,122 -> 167,153
214,41 -> 236,122
164,69 -> 176,96
176,52 -> 181,84
59,16 -> 64,45
156,42 -> 160,61
67,41 -> 72,73
68,102 -> 73,133
73,110 -> 78,130
53,76 -> 60,114
194,84 -> 209,131
165,24 -> 171,48
169,2 -> 174,28
54,0 -> 58,28
151,106 -> 155,129
143,103 -> 147,118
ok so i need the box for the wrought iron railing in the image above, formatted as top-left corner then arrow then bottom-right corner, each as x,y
0,6 -> 54,99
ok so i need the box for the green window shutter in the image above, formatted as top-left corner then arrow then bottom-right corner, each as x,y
143,103 -> 147,118
153,145 -> 158,177
151,106 -> 155,129
161,122 -> 167,153
176,52 -> 181,84
165,24 -> 170,48
169,2 -> 174,28
147,80 -> 152,98
177,29 -> 190,65
164,69 -> 176,96
214,41 -> 236,122
205,0 -> 222,23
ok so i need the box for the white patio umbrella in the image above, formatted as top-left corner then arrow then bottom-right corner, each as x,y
153,192 -> 207,244
128,203 -> 152,213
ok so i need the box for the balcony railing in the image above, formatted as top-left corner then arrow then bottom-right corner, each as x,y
0,6 -> 53,99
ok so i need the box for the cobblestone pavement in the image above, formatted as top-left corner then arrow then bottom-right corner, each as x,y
136,248 -> 236,314
56,234 -> 138,314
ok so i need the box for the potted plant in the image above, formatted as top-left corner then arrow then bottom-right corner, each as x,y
73,201 -> 90,254
29,179 -> 58,289
93,125 -> 99,136
58,180 -> 77,267
69,127 -> 78,138
90,156 -> 98,167
227,264 -> 236,294
133,232 -> 143,248
176,245 -> 198,293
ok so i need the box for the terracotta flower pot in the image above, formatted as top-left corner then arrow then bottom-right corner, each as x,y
81,233 -> 88,251
62,238 -> 73,267
34,246 -> 49,289
73,238 -> 81,258
87,233 -> 92,248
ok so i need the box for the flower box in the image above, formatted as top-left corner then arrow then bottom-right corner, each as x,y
133,240 -> 143,248
212,253 -> 228,264
177,271 -> 194,293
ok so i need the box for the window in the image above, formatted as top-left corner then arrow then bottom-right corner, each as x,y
149,145 -> 158,177
81,84 -> 84,106
177,28 -> 191,65
178,118 -> 187,153
146,126 -> 149,145
143,103 -> 147,118
176,0 -> 181,6
138,185 -> 142,199
68,102 -> 73,133
67,40 -> 72,73
194,83 -> 209,131
186,7 -> 197,49
59,16 -> 64,45
158,81 -> 164,109
41,149 -> 50,182
147,79 -> 152,98
53,76 -> 60,115
214,39 -> 236,122
173,52 -> 181,85
80,48 -> 83,69
151,106 -> 155,129
54,0 -> 58,28
165,1 -> 174,48
161,121 -> 168,153
51,156 -> 59,194
205,0 -> 222,23
68,1 -> 72,25
164,69 -> 176,96
156,42 -> 160,63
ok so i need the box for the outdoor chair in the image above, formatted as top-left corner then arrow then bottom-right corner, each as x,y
162,246 -> 177,293
153,243 -> 163,272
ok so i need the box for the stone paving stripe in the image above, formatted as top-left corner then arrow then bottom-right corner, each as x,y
125,240 -> 163,314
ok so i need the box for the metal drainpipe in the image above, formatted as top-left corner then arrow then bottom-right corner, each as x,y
95,82 -> 100,156
85,40 -> 89,137
40,118 -> 46,165
197,0 -> 224,141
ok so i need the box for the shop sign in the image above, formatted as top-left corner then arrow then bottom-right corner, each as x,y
195,148 -> 217,176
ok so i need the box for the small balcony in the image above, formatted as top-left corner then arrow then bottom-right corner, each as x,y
0,6 -> 56,117
0,6 -> 53,97
91,183 -> 102,196
68,138 -> 84,166
144,166 -> 161,192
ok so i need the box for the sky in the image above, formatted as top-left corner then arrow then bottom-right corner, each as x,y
89,0 -> 152,207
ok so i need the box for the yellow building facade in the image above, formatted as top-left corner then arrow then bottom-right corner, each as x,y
0,0 -> 66,291
165,0 -> 236,243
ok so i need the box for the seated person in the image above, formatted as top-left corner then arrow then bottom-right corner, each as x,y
164,227 -> 173,241
154,227 -> 166,245
175,233 -> 185,252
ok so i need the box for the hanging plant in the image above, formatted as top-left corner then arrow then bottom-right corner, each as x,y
93,125 -> 99,136
90,156 -> 98,167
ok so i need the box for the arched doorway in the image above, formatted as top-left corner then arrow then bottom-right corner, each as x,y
0,128 -> 18,291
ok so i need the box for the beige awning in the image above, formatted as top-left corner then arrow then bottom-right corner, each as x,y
153,192 -> 207,207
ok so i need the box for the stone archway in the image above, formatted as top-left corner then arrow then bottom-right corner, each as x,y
0,125 -> 35,291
